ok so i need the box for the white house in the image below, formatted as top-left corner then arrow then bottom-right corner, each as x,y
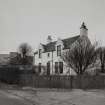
34,22 -> 90,75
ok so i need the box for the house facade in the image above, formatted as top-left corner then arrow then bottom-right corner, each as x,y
34,22 -> 90,75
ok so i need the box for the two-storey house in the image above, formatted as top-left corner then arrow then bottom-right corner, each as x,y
34,22 -> 90,75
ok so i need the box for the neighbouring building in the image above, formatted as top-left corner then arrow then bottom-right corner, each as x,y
9,52 -> 34,65
34,22 -> 91,75
0,52 -> 19,66
0,54 -> 9,65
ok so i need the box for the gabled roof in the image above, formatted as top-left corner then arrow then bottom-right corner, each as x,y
43,41 -> 56,52
40,35 -> 80,52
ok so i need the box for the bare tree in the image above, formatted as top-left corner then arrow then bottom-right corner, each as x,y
96,47 -> 105,73
19,43 -> 32,58
18,43 -> 33,65
62,38 -> 97,75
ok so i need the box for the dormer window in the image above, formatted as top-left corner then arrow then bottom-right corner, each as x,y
57,45 -> 61,56
39,49 -> 42,58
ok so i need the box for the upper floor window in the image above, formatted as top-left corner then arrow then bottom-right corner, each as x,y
39,49 -> 42,58
57,45 -> 61,56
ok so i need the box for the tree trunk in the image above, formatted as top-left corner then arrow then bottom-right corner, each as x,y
101,65 -> 104,73
80,69 -> 83,75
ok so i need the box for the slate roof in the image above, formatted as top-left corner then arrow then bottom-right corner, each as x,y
41,35 -> 80,52
43,41 -> 56,52
62,35 -> 80,49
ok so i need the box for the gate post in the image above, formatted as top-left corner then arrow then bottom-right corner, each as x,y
70,76 -> 73,89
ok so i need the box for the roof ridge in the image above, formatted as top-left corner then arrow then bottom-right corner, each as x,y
62,35 -> 80,41
36,35 -> 80,53
43,35 -> 80,46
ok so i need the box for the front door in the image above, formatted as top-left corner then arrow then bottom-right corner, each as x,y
47,62 -> 50,75
55,62 -> 59,74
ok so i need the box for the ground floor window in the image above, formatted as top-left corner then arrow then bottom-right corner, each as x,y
59,62 -> 63,73
47,62 -> 50,75
38,63 -> 41,73
55,62 -> 59,73
55,62 -> 63,74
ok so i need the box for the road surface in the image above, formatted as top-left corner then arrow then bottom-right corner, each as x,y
0,88 -> 105,105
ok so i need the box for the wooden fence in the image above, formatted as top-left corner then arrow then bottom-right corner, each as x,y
0,66 -> 105,89
19,74 -> 105,89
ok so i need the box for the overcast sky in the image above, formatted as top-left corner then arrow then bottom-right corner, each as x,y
0,0 -> 105,54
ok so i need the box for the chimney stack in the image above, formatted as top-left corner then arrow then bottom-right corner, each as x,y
80,22 -> 88,36
47,35 -> 52,43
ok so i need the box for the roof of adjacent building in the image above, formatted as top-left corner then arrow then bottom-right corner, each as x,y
35,35 -> 80,53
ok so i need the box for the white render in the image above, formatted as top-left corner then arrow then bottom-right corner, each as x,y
34,23 -> 89,75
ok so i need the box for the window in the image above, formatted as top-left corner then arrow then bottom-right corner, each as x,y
55,62 -> 59,74
57,45 -> 61,56
38,63 -> 41,73
47,53 -> 50,57
59,62 -> 63,73
47,62 -> 50,75
39,49 -> 42,58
